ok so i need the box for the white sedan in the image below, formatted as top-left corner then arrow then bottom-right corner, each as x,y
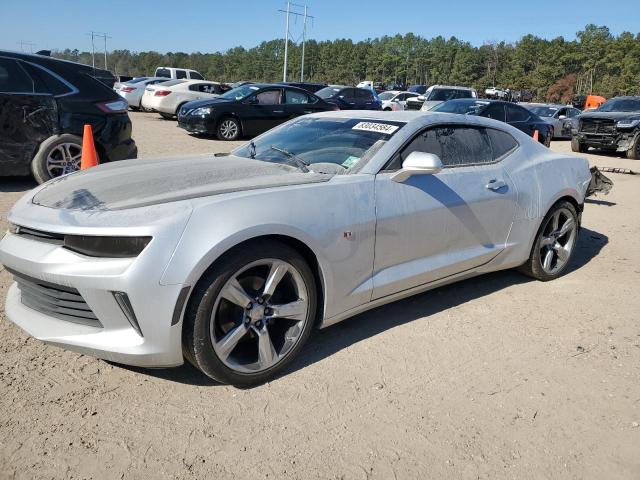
378,90 -> 420,111
114,77 -> 167,110
141,80 -> 229,118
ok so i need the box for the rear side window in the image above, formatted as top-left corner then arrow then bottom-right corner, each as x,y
190,71 -> 204,80
341,88 -> 356,98
23,63 -> 72,96
483,103 -> 506,122
284,89 -> 311,104
487,129 -> 518,160
355,89 -> 373,99
176,70 -> 187,79
506,104 -> 530,122
156,68 -> 171,78
0,58 -> 34,93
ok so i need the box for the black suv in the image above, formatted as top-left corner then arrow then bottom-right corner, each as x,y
572,96 -> 640,159
315,86 -> 382,110
0,51 -> 137,183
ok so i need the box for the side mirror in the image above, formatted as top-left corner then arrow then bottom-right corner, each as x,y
558,115 -> 567,120
246,96 -> 258,105
390,152 -> 443,182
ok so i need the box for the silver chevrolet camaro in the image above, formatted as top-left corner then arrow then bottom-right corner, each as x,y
0,111 -> 595,386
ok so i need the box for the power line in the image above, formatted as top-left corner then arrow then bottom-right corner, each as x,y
278,2 -> 315,82
86,31 -> 112,70
17,41 -> 35,53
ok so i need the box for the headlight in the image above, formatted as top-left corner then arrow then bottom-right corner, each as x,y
191,107 -> 212,116
63,235 -> 152,258
616,119 -> 640,129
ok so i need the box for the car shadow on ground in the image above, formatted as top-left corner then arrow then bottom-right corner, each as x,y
114,227 -> 609,387
0,177 -> 37,193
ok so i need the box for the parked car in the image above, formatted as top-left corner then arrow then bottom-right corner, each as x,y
114,76 -> 168,110
571,96 -> 640,159
520,103 -> 582,139
154,67 -> 205,80
279,82 -> 327,93
378,90 -> 420,111
485,86 -> 508,99
431,99 -> 553,146
141,79 -> 230,118
407,84 -> 428,95
316,86 -> 382,110
0,110 -> 602,386
0,50 -> 136,183
177,84 -> 337,140
405,85 -> 477,111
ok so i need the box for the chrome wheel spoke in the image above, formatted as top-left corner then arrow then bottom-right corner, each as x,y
270,299 -> 307,321
542,249 -> 554,271
262,261 -> 288,298
554,243 -> 570,263
221,278 -> 253,308
256,327 -> 277,367
215,324 -> 248,359
550,211 -> 560,232
540,236 -> 555,248
556,217 -> 574,238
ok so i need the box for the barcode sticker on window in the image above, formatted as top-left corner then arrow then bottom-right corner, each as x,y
352,122 -> 399,135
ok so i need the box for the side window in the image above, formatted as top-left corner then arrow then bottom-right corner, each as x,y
176,70 -> 187,79
454,89 -> 473,99
341,88 -> 356,99
0,58 -> 34,93
199,83 -> 216,93
483,103 -> 506,122
255,89 -> 281,105
506,104 -> 530,122
487,128 -> 518,160
568,108 -> 580,118
284,89 -> 310,104
190,71 -> 204,80
557,108 -> 567,117
355,89 -> 372,100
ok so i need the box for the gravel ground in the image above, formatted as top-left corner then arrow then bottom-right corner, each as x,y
1,111 -> 639,480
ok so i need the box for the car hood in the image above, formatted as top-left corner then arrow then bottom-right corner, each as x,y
31,155 -> 331,211
579,111 -> 640,121
182,97 -> 235,110
420,100 -> 443,111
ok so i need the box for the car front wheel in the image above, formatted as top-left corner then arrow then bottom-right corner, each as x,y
519,201 -> 579,281
571,137 -> 587,153
183,241 -> 317,386
217,117 -> 241,140
625,134 -> 640,160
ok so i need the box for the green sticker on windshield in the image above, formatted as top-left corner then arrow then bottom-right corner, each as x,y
342,156 -> 360,168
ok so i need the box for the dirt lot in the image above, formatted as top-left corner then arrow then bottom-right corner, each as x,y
1,111 -> 639,480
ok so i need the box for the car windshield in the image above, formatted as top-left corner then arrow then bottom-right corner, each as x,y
597,98 -> 640,112
428,89 -> 470,101
528,106 -> 559,117
126,77 -> 149,84
232,117 -> 405,172
220,84 -> 261,100
157,79 -> 185,87
432,100 -> 487,115
378,92 -> 396,101
316,87 -> 343,99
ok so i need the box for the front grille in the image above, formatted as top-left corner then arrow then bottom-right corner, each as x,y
8,268 -> 102,328
580,118 -> 616,135
405,100 -> 423,111
13,225 -> 64,245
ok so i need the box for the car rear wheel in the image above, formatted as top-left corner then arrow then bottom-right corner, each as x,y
217,117 -> 241,141
159,113 -> 174,120
625,134 -> 640,160
31,134 -> 83,184
183,241 -> 317,386
519,201 -> 579,281
571,137 -> 587,153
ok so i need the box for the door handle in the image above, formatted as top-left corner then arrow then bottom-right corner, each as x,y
486,179 -> 506,190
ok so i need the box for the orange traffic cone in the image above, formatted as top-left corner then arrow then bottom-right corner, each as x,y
532,130 -> 539,142
80,124 -> 99,170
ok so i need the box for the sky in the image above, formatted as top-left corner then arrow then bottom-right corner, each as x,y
1,0 -> 638,54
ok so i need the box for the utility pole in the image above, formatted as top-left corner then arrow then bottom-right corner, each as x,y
17,41 -> 35,53
278,2 -> 315,83
86,31 -> 111,70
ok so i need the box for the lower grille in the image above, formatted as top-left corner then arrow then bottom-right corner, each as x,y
580,119 -> 616,135
8,268 -> 102,328
405,101 -> 423,111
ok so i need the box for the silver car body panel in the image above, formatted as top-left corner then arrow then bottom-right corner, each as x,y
0,111 -> 592,367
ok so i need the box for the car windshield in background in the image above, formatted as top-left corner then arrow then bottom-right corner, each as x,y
220,84 -> 260,100
156,68 -> 171,78
378,92 -> 395,101
428,89 -> 467,101
432,100 -> 487,115
529,106 -> 558,117
126,77 -> 149,84
598,98 -> 640,112
232,117 -> 406,171
315,87 -> 343,99
157,79 -> 185,87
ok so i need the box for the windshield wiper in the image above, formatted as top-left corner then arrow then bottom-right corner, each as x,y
270,145 -> 310,172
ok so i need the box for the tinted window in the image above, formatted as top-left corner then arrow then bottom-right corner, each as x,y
284,89 -> 310,104
401,126 -> 492,167
568,108 -> 581,118
506,104 -> 530,122
355,89 -> 373,99
156,68 -> 171,78
428,88 -> 472,101
255,89 -> 281,105
315,86 -> 342,99
341,88 -> 356,98
22,62 -> 72,95
483,103 -> 506,122
598,98 -> 640,112
0,58 -> 34,93
487,129 -> 518,159
189,83 -> 217,93
190,71 -> 204,80
127,77 -> 149,84
176,70 -> 187,79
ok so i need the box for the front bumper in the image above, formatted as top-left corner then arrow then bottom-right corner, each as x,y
177,114 -> 214,135
574,131 -> 636,152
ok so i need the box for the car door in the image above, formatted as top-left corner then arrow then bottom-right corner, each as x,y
283,88 -> 324,120
0,57 -> 57,175
481,102 -> 506,123
372,125 -> 517,299
355,88 -> 374,109
244,88 -> 287,134
338,88 -> 357,109
505,103 -> 534,135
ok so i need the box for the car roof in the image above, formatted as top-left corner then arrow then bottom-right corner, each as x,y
430,84 -> 476,91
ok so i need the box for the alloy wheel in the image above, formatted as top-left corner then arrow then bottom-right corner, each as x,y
46,142 -> 82,177
538,207 -> 576,274
219,119 -> 239,139
210,259 -> 309,373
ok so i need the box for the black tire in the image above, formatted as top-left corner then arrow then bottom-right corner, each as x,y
571,137 -> 587,153
217,116 -> 241,141
31,134 -> 83,184
518,200 -> 579,281
182,240 -> 317,387
159,112 -> 174,120
543,130 -> 552,147
625,134 -> 640,160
